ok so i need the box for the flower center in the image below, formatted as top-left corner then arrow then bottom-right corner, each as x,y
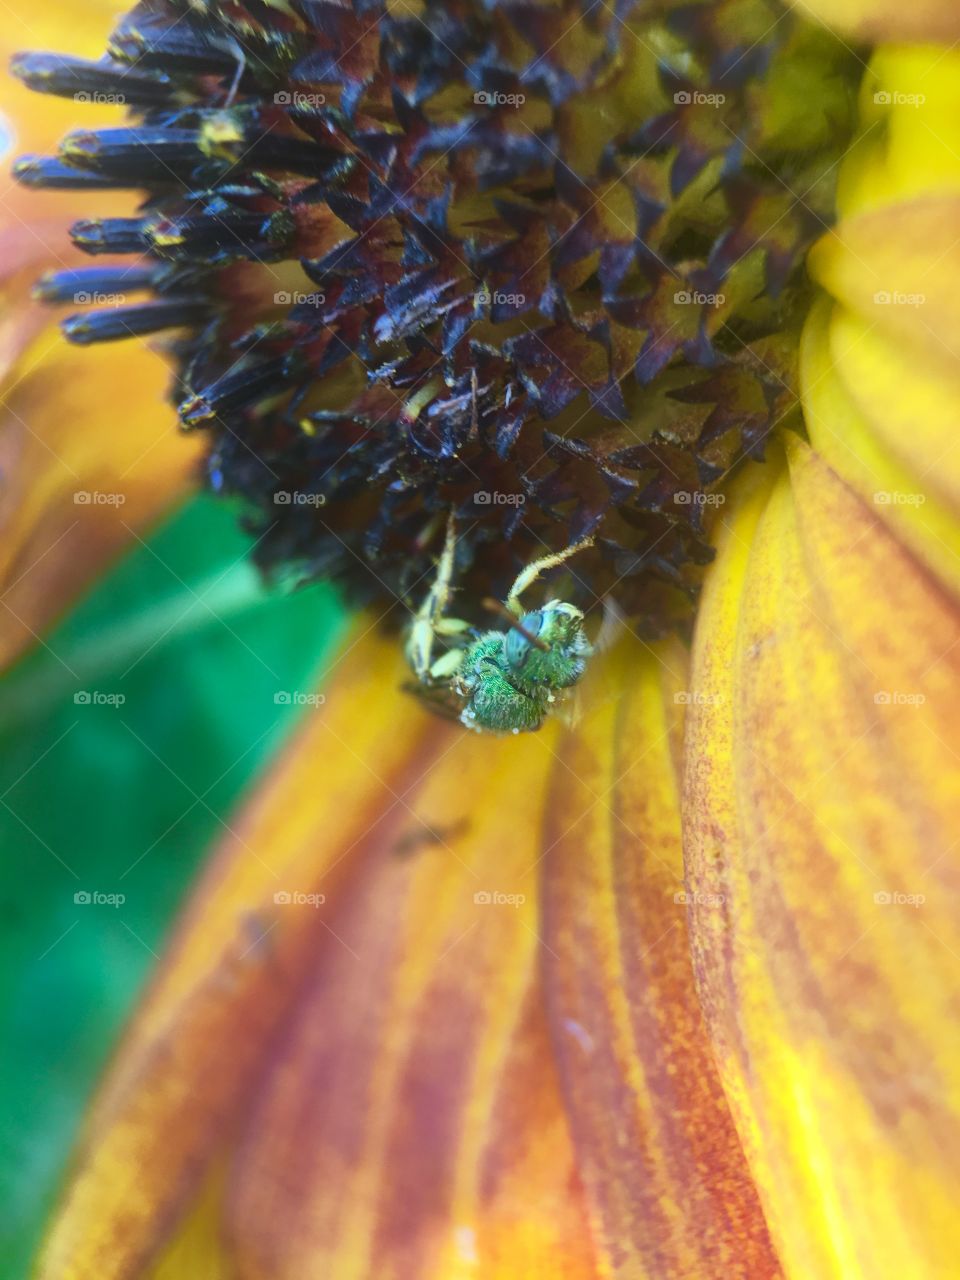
14,0 -> 861,642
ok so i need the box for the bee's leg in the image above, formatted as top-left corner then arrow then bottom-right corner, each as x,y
406,511 -> 459,682
429,647 -> 468,681
504,536 -> 595,615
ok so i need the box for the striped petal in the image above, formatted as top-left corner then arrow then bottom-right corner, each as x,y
36,631 -> 596,1280
541,635 -> 782,1278
36,624 -> 789,1279
683,443 -> 960,1279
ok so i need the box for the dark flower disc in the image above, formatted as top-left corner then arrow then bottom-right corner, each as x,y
14,0 -> 860,639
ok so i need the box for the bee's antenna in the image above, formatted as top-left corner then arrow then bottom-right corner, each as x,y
482,598 -> 550,650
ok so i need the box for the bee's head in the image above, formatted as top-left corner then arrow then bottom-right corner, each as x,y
504,604 -> 588,690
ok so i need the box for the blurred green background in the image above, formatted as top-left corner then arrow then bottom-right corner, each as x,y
0,495 -> 347,1277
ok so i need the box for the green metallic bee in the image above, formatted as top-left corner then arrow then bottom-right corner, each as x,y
406,515 -> 594,734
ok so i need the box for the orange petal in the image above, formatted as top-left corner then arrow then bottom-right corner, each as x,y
790,0 -> 960,41
0,331 -> 200,671
542,634 -> 783,1277
37,630 -> 597,1280
684,442 -> 960,1278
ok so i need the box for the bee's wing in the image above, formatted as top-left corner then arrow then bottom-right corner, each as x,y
592,594 -> 630,655
554,597 -> 631,728
401,679 -> 465,724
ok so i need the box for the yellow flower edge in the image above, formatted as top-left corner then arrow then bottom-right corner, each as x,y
681,37 -> 960,1278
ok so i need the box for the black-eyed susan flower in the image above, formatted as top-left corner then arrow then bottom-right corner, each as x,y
5,0 -> 960,1276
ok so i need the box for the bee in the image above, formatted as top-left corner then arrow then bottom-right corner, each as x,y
405,514 -> 594,734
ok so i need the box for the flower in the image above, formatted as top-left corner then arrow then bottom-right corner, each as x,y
0,0 -> 202,669
10,0 -> 860,641
5,1 -> 960,1279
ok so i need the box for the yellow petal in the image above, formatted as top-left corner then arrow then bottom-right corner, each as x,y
0,1 -> 199,670
37,631 -> 596,1280
0,332 -> 201,671
808,196 -> 960,376
541,635 -> 782,1277
839,47 -> 960,218
790,0 -> 960,42
684,441 -> 960,1279
801,71 -> 960,598
800,296 -> 960,597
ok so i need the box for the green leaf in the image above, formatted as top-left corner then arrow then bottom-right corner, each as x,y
0,495 -> 347,1277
